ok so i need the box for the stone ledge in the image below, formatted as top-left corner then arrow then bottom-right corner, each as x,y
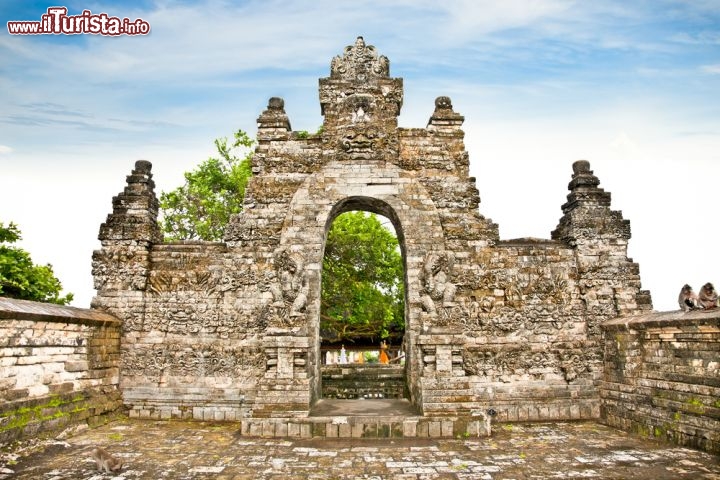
602,309 -> 720,331
239,414 -> 490,439
0,298 -> 120,327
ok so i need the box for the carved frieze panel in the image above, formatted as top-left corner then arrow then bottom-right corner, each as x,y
141,293 -> 265,338
462,344 -> 599,384
335,124 -> 399,161
92,247 -> 149,291
122,343 -> 265,380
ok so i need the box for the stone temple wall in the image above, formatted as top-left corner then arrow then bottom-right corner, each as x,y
0,298 -> 122,443
601,310 -> 720,454
91,37 -> 652,421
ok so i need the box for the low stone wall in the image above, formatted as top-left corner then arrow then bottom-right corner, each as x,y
601,310 -> 720,454
0,298 -> 123,444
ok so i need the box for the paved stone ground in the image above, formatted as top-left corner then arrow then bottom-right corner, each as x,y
1,419 -> 718,479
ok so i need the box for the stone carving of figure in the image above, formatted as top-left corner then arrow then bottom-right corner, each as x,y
372,54 -> 389,76
420,252 -> 457,316
272,247 -> 309,317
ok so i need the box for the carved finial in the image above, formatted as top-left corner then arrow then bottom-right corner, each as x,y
435,96 -> 453,110
330,36 -> 390,81
554,160 -> 612,220
568,160 -> 600,190
257,97 -> 291,133
427,96 -> 464,130
268,97 -> 285,111
134,160 -> 152,174
572,160 -> 591,175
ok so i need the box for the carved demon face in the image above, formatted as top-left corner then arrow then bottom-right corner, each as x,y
339,126 -> 378,158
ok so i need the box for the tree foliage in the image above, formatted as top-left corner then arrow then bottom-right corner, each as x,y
159,129 -> 254,241
0,222 -> 73,305
321,211 -> 404,344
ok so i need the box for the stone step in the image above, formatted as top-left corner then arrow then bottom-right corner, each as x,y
239,414 -> 490,439
321,365 -> 407,399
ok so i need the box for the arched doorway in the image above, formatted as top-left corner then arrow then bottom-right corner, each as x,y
319,207 -> 407,400
273,159 -> 448,415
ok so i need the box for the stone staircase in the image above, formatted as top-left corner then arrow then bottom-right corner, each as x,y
321,364 -> 406,399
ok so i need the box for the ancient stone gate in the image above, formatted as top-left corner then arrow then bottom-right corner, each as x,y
92,38 -> 652,423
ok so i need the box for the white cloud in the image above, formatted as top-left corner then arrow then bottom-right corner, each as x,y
609,132 -> 638,152
671,31 -> 720,45
701,64 -> 720,74
0,145 -> 12,154
436,0 -> 575,35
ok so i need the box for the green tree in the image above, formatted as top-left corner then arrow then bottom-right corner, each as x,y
159,129 -> 254,241
321,211 -> 404,344
0,222 -> 73,305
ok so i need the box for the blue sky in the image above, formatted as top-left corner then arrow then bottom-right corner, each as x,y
1,0 -> 719,310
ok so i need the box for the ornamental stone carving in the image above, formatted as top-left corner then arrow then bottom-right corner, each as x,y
92,38 -> 652,423
272,246 -> 308,318
330,36 -> 389,81
420,251 -> 457,314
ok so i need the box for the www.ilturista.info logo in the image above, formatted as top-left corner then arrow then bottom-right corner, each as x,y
7,7 -> 150,36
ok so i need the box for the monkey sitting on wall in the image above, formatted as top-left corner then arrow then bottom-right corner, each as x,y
90,447 -> 123,473
678,284 -> 698,312
697,282 -> 719,310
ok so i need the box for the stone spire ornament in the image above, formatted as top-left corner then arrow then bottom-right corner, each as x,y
330,36 -> 390,81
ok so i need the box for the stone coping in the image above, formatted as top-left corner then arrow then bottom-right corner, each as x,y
0,297 -> 120,326
498,237 -> 565,247
153,241 -> 227,250
602,308 -> 720,331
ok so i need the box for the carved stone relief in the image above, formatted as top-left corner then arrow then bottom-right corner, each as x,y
420,252 -> 460,329
122,343 -> 265,379
330,36 -> 389,81
462,344 -> 599,384
270,247 -> 308,317
92,247 -> 148,291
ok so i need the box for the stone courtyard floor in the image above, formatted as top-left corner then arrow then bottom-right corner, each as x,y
1,419 -> 718,479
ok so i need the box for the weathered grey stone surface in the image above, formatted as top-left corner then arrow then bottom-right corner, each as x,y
0,298 -> 122,444
91,38 -> 653,425
3,419 -> 719,479
602,309 -> 720,454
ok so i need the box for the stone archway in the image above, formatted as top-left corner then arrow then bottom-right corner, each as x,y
276,160 -> 447,409
93,37 -> 652,431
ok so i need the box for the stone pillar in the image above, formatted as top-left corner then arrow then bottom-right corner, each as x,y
552,160 -> 652,331
253,335 -> 311,418
417,333 -> 474,416
92,160 -> 162,298
257,97 -> 291,140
